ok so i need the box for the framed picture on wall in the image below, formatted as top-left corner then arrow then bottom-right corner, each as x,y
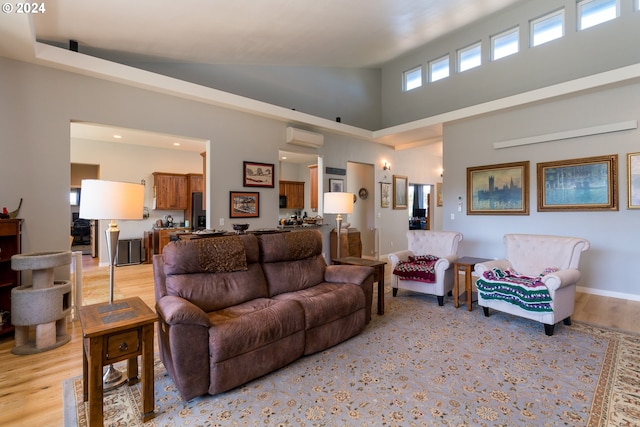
230,191 -> 259,218
436,182 -> 443,207
537,154 -> 618,211
467,161 -> 529,215
393,175 -> 408,209
380,182 -> 391,208
329,178 -> 343,192
243,161 -> 274,188
628,152 -> 640,209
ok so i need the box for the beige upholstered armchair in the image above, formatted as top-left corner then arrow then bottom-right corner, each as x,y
474,234 -> 590,336
388,230 -> 463,306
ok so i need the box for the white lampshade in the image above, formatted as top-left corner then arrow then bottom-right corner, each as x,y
324,192 -> 354,215
79,179 -> 144,220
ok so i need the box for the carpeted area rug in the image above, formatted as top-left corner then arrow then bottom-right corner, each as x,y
63,290 -> 640,426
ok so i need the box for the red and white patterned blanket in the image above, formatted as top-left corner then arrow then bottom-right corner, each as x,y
393,255 -> 438,283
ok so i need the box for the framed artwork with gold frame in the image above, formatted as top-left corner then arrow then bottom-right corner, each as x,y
467,161 -> 529,215
393,175 -> 408,209
537,154 -> 617,211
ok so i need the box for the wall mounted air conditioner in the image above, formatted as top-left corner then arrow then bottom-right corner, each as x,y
286,127 -> 324,148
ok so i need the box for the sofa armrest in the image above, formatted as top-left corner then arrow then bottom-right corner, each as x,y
541,268 -> 581,291
474,259 -> 513,275
325,265 -> 374,286
156,295 -> 210,327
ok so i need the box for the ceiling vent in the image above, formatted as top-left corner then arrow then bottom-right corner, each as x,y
286,127 -> 324,148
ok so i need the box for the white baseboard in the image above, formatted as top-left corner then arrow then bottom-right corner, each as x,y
576,286 -> 640,302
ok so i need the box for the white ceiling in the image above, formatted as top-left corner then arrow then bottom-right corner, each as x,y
33,0 -> 523,68
71,122 -> 208,152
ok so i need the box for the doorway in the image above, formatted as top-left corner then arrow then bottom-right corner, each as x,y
408,183 -> 432,230
346,162 -> 375,258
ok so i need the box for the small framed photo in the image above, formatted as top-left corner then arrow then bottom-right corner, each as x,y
230,191 -> 259,218
537,154 -> 617,211
436,182 -> 443,207
243,161 -> 274,188
467,161 -> 529,215
628,152 -> 640,209
380,182 -> 391,208
393,175 -> 408,209
329,178 -> 344,192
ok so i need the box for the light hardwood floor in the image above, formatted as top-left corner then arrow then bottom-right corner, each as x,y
0,256 -> 638,427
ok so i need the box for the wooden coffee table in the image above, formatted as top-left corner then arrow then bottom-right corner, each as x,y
78,297 -> 157,426
332,257 -> 386,315
453,256 -> 491,311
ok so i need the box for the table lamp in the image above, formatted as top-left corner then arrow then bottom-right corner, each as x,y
79,179 -> 144,388
324,192 -> 354,259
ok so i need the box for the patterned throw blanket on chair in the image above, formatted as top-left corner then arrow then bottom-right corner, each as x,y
475,267 -> 553,312
393,255 -> 438,283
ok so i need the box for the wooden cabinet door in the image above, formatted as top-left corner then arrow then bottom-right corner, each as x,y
309,165 -> 318,212
153,173 -> 188,210
187,174 -> 204,194
279,181 -> 305,209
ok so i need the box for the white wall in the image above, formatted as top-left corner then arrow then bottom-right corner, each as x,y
442,80 -> 640,300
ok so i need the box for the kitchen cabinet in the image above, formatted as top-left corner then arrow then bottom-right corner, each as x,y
308,165 -> 318,212
330,228 -> 362,260
154,227 -> 190,254
153,172 -> 188,210
0,219 -> 21,336
279,180 -> 305,209
187,173 -> 204,194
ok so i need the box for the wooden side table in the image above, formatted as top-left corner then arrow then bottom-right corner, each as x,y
78,297 -> 157,426
453,257 -> 491,311
332,257 -> 386,315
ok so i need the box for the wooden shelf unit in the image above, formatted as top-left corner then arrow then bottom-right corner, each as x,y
0,219 -> 22,336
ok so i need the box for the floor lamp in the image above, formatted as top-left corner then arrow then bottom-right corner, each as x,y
79,179 -> 144,389
324,192 -> 354,259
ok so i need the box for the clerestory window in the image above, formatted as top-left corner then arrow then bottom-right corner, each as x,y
458,42 -> 481,72
491,27 -> 519,61
403,66 -> 422,91
578,0 -> 618,30
429,55 -> 450,82
531,9 -> 565,47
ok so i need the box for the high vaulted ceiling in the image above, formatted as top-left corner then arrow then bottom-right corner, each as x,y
5,0 -> 629,150
33,0 -> 523,68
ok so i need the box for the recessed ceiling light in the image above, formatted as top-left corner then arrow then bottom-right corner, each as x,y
113,134 -> 122,139
282,156 -> 287,160
173,142 -> 181,146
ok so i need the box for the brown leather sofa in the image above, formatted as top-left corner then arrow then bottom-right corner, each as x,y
153,229 -> 374,401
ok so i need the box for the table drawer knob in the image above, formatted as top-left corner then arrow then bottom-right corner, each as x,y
118,342 -> 128,352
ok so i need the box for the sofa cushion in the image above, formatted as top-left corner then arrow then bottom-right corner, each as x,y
165,264 -> 269,313
259,230 -> 323,263
272,282 -> 365,329
261,255 -> 326,296
208,298 -> 305,362
163,234 -> 260,275
163,234 -> 268,313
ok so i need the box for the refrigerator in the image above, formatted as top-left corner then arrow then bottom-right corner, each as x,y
191,192 -> 206,230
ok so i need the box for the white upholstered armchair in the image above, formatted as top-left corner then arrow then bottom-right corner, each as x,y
474,234 -> 590,336
388,230 -> 463,306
